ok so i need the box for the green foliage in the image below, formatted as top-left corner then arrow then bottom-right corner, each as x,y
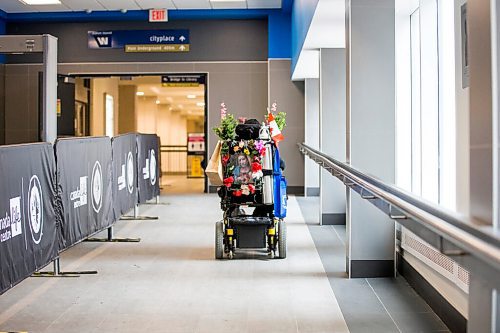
275,112 -> 287,131
213,114 -> 238,141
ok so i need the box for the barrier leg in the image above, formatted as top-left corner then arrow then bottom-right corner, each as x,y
143,195 -> 170,205
85,226 -> 141,243
32,258 -> 98,277
120,204 -> 159,220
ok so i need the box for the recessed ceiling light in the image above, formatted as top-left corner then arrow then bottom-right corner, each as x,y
178,104 -> 184,108
187,94 -> 197,99
136,91 -> 145,96
156,100 -> 160,105
19,0 -> 61,4
197,102 -> 205,107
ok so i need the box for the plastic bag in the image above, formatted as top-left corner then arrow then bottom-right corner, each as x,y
205,141 -> 224,186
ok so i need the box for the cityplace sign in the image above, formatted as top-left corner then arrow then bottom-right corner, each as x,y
88,29 -> 190,53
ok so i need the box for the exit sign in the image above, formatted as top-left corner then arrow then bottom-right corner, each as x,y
149,9 -> 168,22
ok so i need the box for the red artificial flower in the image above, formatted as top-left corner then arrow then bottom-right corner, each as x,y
223,176 -> 234,188
251,162 -> 262,173
259,148 -> 266,156
233,190 -> 242,197
248,184 -> 255,194
221,154 -> 230,165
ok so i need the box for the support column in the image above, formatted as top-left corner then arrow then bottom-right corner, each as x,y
492,0 -> 500,230
465,0 -> 499,331
469,0 -> 493,224
42,35 -> 58,143
467,274 -> 499,332
304,78 -> 320,197
346,0 -> 396,278
319,49 -> 346,225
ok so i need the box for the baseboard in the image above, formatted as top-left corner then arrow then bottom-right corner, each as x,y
321,213 -> 346,225
397,253 -> 466,333
287,186 -> 304,196
349,259 -> 394,278
306,187 -> 320,196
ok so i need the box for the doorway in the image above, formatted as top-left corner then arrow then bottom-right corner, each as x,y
57,73 -> 208,194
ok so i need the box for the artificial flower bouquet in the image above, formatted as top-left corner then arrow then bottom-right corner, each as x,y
212,102 -> 286,200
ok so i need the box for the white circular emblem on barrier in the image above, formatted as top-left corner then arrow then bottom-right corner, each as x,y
91,161 -> 103,213
28,175 -> 43,245
126,151 -> 134,194
150,149 -> 157,186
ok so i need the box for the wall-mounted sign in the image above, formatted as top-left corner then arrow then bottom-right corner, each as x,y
161,74 -> 205,87
88,30 -> 189,53
149,9 -> 168,22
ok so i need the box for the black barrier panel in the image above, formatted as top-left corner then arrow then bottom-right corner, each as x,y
137,134 -> 160,203
0,143 -> 58,294
55,137 -> 114,251
112,133 -> 137,219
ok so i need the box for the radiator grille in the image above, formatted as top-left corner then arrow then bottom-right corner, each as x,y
402,228 -> 469,293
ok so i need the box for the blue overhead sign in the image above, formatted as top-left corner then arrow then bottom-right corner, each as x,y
88,29 -> 190,53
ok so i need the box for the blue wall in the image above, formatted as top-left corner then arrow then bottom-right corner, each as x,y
0,12 -> 5,64
2,8 -> 294,61
291,0 -> 318,72
268,12 -> 291,59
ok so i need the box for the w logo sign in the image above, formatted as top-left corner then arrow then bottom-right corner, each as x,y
95,36 -> 111,48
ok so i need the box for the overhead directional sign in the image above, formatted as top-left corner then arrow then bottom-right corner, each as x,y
88,30 -> 190,53
161,74 -> 206,87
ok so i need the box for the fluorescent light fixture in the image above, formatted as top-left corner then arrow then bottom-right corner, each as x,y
136,91 -> 145,96
187,94 -> 197,99
19,0 -> 61,4
197,102 -> 205,107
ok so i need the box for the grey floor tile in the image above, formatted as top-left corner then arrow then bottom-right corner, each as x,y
299,196 -> 451,333
0,193 -> 349,333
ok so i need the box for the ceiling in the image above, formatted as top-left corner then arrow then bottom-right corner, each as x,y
0,0 -> 282,13
292,0 -> 345,80
118,76 -> 205,117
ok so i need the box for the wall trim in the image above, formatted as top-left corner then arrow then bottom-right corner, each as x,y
288,186 -> 304,196
306,187 -> 320,196
321,213 -> 345,225
350,259 -> 394,278
397,253 -> 466,333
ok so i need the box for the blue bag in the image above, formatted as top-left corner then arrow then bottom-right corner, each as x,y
273,147 -> 287,218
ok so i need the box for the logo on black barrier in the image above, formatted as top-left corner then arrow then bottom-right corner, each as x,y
150,150 -> 157,186
28,175 -> 43,245
10,197 -> 22,238
91,161 -> 103,213
70,176 -> 87,208
127,151 -> 134,194
0,196 -> 23,243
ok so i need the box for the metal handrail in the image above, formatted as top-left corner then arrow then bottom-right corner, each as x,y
298,143 -> 500,275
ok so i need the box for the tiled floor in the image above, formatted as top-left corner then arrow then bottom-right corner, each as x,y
297,196 -> 451,333
0,195 -> 349,333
